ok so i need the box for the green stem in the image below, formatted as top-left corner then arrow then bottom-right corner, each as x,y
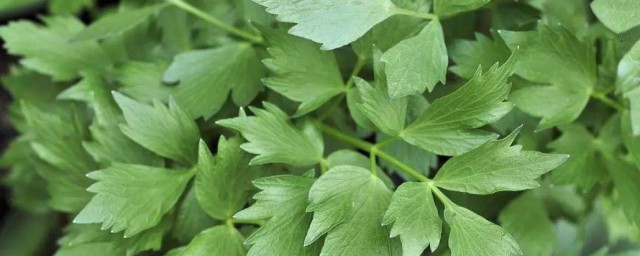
317,57 -> 367,121
394,8 -> 438,20
375,137 -> 397,149
345,57 -> 367,90
319,158 -> 329,174
429,184 -> 455,208
591,92 -> 625,111
166,0 -> 264,44
370,151 -> 377,174
316,122 -> 429,182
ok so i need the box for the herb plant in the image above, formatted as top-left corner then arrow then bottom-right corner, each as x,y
0,0 -> 639,255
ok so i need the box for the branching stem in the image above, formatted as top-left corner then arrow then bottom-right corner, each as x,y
166,0 -> 264,44
591,92 -> 625,112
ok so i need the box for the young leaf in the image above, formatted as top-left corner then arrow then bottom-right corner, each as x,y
252,0 -> 402,50
616,40 -> 640,135
163,44 -> 265,119
500,23 -> 596,130
195,137 -> 254,220
176,226 -> 246,256
383,182 -> 442,256
259,25 -> 344,116
433,128 -> 568,194
499,192 -> 556,256
305,166 -> 402,255
0,17 -> 111,80
234,175 -> 321,256
591,0 -> 640,33
73,5 -> 164,41
217,103 -> 324,167
400,52 -> 517,156
355,77 -> 407,136
113,92 -> 200,165
74,164 -> 194,237
445,203 -> 522,256
381,20 -> 447,98
434,0 -> 490,18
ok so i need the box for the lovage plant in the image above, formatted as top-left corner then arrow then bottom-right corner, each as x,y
0,0 -> 639,255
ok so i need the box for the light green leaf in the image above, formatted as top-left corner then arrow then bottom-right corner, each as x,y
382,20 -> 447,98
605,154 -> 640,230
217,103 -> 324,167
499,192 -> 555,256
74,5 -> 164,41
176,226 -> 246,256
163,44 -> 266,119
383,182 -> 442,256
450,33 -> 511,80
234,175 -> 321,256
252,0 -> 402,50
622,112 -> 640,168
355,77 -> 407,136
434,0 -> 490,17
400,52 -> 517,156
500,23 -> 596,130
260,25 -> 344,116
617,40 -> 640,135
591,0 -> 640,33
305,166 -> 402,255
0,17 -> 111,81
524,0 -> 589,37
325,149 -> 395,189
434,129 -> 567,194
113,92 -> 200,165
195,137 -> 254,220
74,164 -> 194,237
445,203 -> 522,256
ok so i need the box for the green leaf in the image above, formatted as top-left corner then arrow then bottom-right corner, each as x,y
21,102 -> 97,212
73,5 -> 164,41
325,149 -> 395,189
114,61 -> 172,103
252,0 -> 402,50
591,0 -> 640,33
195,137 -> 254,220
260,25 -> 344,116
383,182 -> 442,255
434,0 -> 490,17
444,203 -> 522,256
176,226 -> 246,256
617,40 -> 640,135
450,33 -> 511,80
49,0 -> 93,15
400,52 -> 517,156
524,0 -> 589,37
433,129 -> 568,194
56,218 -> 171,256
622,112 -> 640,168
217,103 -> 324,167
305,166 -> 402,255
74,164 -> 194,237
500,23 -> 596,130
172,187 -> 216,243
0,17 -> 111,81
382,20 -> 447,97
113,92 -> 200,165
548,124 -> 607,191
604,154 -> 640,230
163,44 -> 266,119
355,77 -> 407,136
234,175 -> 321,256
499,191 -> 555,256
